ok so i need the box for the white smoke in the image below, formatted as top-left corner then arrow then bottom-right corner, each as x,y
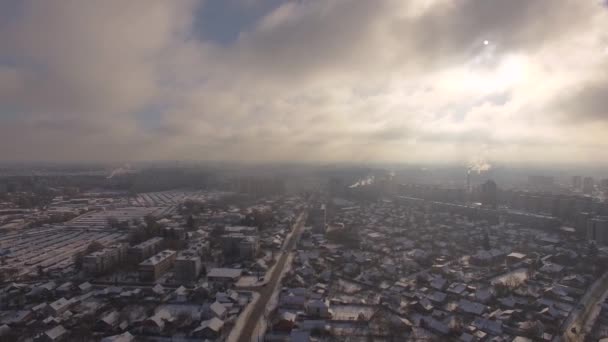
349,175 -> 375,188
107,163 -> 133,179
467,156 -> 492,174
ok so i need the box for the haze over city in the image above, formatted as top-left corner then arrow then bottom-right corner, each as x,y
0,0 -> 607,164
3,2 -> 608,342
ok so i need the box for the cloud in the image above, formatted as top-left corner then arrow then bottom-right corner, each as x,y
0,0 -> 607,164
558,74 -> 608,122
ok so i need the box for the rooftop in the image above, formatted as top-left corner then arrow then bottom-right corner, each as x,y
207,268 -> 242,279
139,250 -> 176,266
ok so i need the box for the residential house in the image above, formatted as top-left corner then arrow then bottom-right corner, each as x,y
49,298 -> 74,316
101,332 -> 134,342
208,301 -> 227,319
305,299 -> 332,318
192,317 -> 224,339
207,268 -> 242,287
141,310 -> 173,334
274,311 -> 297,332
38,325 -> 67,342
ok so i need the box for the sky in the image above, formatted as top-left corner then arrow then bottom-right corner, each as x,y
0,0 -> 607,164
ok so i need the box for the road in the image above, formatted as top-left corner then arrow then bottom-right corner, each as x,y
563,271 -> 608,341
235,212 -> 307,342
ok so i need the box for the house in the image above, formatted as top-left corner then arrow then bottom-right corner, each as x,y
457,299 -> 486,316
498,295 -> 529,309
459,332 -> 475,342
101,332 -> 134,342
421,316 -> 449,335
516,321 -> 544,338
561,274 -> 588,289
539,263 -> 564,275
208,301 -> 227,319
216,290 -> 239,304
207,268 -> 242,287
290,330 -> 310,342
142,310 -> 173,334
28,282 -> 56,299
430,277 -> 447,290
488,308 -> 513,321
413,298 -> 434,313
280,292 -> 306,309
43,316 -> 61,326
471,249 -> 506,265
305,299 -> 332,318
105,286 -> 123,297
192,317 -> 224,339
507,252 -> 527,266
475,287 -> 494,303
274,311 -> 297,332
512,337 -> 533,342
55,282 -> 72,295
408,249 -> 429,261
0,283 -> 28,308
447,283 -> 468,296
173,286 -> 189,302
49,298 -> 74,316
78,282 -> 92,293
0,310 -> 33,326
0,324 -> 12,338
427,291 -> 447,304
33,302 -> 49,315
152,283 -> 166,296
96,311 -> 120,332
538,305 -> 562,322
472,317 -> 503,335
391,316 -> 413,332
39,325 -> 67,342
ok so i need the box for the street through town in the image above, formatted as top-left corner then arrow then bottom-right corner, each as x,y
235,212 -> 307,342
563,271 -> 608,341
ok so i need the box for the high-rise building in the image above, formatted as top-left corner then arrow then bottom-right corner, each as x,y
174,251 -> 202,283
528,175 -> 555,191
310,204 -> 327,233
587,217 -> 608,245
221,233 -> 259,259
138,250 -> 177,281
128,237 -> 164,264
583,177 -> 595,195
576,212 -> 592,235
600,179 -> 608,191
572,176 -> 582,190
82,243 -> 128,275
480,180 -> 498,209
